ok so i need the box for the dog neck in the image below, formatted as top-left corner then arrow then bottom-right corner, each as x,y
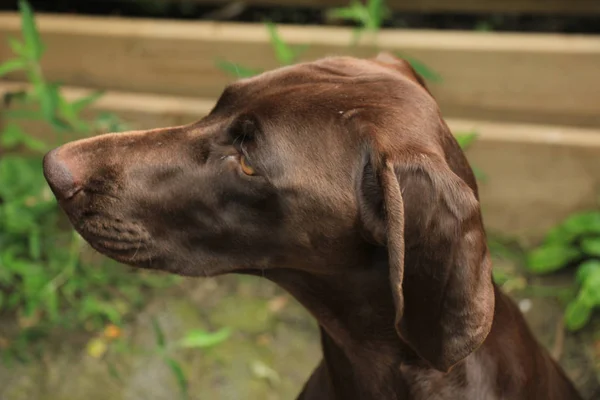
264,247 -> 417,398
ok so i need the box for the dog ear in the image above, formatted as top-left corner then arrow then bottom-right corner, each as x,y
357,142 -> 495,372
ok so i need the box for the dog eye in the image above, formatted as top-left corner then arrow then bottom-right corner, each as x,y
239,155 -> 256,176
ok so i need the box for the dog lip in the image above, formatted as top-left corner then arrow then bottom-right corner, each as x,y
89,239 -> 149,261
87,234 -> 144,250
63,186 -> 84,200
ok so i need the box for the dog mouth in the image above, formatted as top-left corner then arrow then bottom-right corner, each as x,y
74,215 -> 156,266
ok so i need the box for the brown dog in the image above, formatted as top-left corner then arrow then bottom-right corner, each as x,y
43,54 -> 582,399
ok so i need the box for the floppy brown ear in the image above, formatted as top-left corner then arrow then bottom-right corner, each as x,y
358,145 -> 495,372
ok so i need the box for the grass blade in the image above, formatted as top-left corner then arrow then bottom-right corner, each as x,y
18,0 -> 44,61
151,317 -> 166,349
0,59 -> 26,77
367,0 -> 388,29
70,91 -> 105,114
176,327 -> 231,349
215,59 -> 261,78
266,22 -> 295,65
106,360 -> 125,384
8,36 -> 27,57
166,357 -> 188,400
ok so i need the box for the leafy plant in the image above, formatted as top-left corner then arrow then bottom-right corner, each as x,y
327,0 -> 441,82
217,3 -> 440,86
216,22 -> 307,79
88,319 -> 231,399
327,0 -> 391,39
0,0 -> 173,359
526,211 -> 600,330
150,319 -> 231,400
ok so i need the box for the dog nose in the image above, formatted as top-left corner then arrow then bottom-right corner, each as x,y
43,147 -> 80,200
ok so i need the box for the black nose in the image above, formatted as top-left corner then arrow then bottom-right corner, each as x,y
43,147 -> 79,200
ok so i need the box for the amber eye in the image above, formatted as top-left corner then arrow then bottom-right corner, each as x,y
239,154 -> 256,176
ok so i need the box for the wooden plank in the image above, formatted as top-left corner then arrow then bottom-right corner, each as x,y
449,119 -> 600,243
169,0 -> 600,14
1,13 -> 599,127
2,81 -> 599,241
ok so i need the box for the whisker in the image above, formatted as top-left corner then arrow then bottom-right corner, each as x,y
129,227 -> 143,261
146,236 -> 156,267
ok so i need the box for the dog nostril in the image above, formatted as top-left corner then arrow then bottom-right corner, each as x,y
43,147 -> 81,200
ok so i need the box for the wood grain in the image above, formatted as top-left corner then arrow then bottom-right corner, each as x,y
1,13 -> 599,127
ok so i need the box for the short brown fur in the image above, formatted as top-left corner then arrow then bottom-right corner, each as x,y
43,55 -> 582,400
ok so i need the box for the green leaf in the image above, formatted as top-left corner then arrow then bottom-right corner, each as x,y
56,95 -> 80,128
94,112 -> 126,133
351,1 -> 370,27
0,58 -> 27,77
266,22 -> 296,65
292,44 -> 310,60
70,91 -> 105,114
472,166 -> 487,183
28,227 -> 41,260
397,54 -> 443,83
0,292 -> 4,309
545,212 -> 600,245
37,83 -> 60,124
327,7 -> 363,22
0,123 -> 48,152
151,318 -> 166,349
578,260 -> 600,285
526,244 -> 580,274
8,36 -> 27,57
564,299 -> 592,331
454,131 -> 486,181
366,0 -> 389,30
581,237 -> 600,257
1,123 -> 28,148
215,60 -> 261,79
454,131 -> 478,150
18,0 -> 45,61
492,268 -> 510,285
56,93 -> 92,133
327,0 -> 389,31
7,293 -> 22,309
578,261 -> 600,305
176,327 -> 231,349
98,301 -> 123,325
106,360 -> 124,384
44,289 -> 59,322
166,357 -> 188,400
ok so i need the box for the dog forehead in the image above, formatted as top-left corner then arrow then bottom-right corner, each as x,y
210,56 -> 435,154
226,58 -> 385,102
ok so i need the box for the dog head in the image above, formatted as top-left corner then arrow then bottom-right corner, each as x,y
44,54 -> 494,371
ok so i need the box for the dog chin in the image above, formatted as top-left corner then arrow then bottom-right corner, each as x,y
88,242 -> 157,268
167,262 -> 262,278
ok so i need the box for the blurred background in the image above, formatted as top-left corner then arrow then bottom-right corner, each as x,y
0,0 -> 599,399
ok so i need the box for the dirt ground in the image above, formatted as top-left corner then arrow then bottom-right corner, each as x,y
0,256 -> 599,400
